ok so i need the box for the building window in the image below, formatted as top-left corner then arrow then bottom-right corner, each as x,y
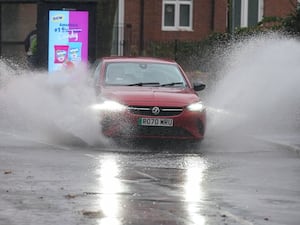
162,0 -> 193,31
232,0 -> 263,30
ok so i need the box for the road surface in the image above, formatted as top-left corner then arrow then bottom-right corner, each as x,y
0,131 -> 300,225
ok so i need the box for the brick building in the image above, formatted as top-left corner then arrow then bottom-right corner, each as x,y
124,0 -> 227,43
121,0 -> 298,55
0,0 -> 298,63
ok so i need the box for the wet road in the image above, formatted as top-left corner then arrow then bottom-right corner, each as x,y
0,132 -> 300,225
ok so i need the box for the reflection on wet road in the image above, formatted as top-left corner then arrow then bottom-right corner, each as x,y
97,155 -> 122,225
184,158 -> 207,225
86,150 -> 209,225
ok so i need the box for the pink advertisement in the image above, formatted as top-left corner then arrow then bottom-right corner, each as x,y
48,10 -> 89,72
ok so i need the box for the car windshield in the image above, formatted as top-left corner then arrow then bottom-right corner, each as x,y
104,62 -> 187,87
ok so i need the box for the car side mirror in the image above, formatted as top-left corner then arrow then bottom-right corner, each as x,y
193,82 -> 206,91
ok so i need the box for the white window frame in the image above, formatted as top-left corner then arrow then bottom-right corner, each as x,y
240,0 -> 248,27
162,0 -> 193,31
258,0 -> 264,22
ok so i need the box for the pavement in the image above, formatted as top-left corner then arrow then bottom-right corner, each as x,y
254,134 -> 300,155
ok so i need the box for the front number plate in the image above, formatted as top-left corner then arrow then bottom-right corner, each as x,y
138,118 -> 173,127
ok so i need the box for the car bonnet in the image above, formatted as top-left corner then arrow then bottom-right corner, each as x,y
101,86 -> 200,107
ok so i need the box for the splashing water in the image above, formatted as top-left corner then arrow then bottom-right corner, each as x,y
206,34 -> 300,139
0,34 -> 299,148
0,63 -> 105,146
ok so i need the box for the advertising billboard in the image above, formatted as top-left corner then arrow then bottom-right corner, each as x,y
48,10 -> 89,72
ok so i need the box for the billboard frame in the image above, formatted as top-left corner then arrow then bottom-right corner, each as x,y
37,1 -> 96,69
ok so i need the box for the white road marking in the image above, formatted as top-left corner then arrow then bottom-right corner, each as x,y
135,170 -> 159,181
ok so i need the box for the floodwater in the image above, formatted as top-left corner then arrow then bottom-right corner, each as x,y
0,33 -> 299,148
206,34 -> 300,142
0,64 -> 104,146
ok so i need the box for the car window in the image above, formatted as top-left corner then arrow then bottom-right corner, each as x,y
104,62 -> 187,87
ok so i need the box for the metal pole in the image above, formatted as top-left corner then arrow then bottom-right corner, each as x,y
231,0 -> 235,38
139,0 -> 144,56
211,0 -> 215,31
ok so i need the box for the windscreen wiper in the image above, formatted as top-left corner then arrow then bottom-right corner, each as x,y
160,82 -> 184,87
128,82 -> 160,86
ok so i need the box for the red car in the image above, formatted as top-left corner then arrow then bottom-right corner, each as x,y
90,57 -> 206,141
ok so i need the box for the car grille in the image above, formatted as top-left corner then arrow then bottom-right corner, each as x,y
128,106 -> 183,116
101,117 -> 196,138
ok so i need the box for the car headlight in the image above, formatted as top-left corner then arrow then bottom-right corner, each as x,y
187,101 -> 205,112
90,100 -> 127,112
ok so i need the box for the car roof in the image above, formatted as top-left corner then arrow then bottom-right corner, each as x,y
99,56 -> 177,65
